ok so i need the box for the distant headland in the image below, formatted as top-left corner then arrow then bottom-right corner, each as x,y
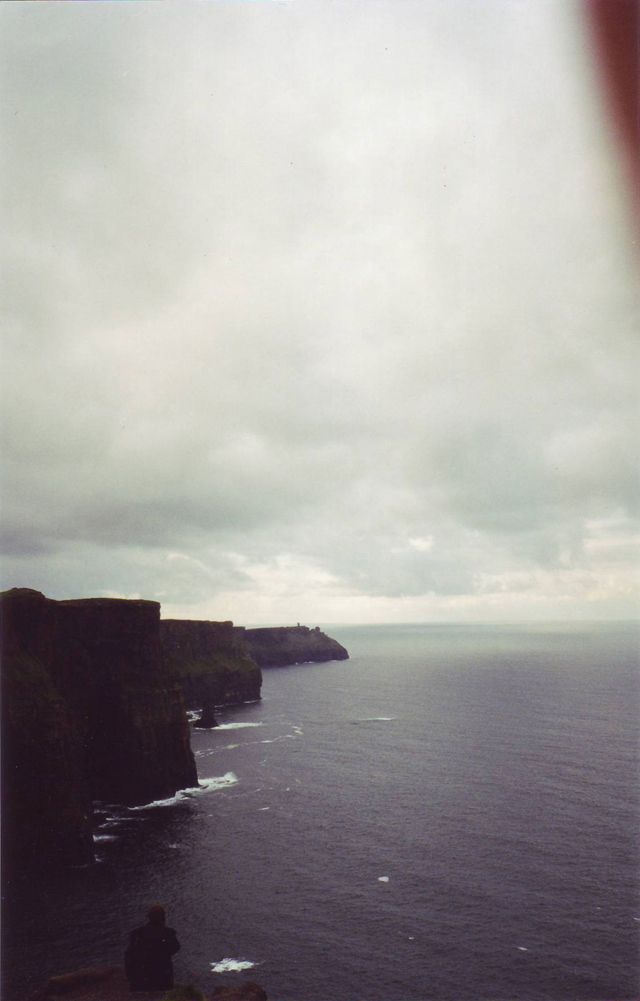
241,624 -> 348,667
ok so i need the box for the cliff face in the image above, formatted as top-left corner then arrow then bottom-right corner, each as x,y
1,590 -> 93,869
1,588 -> 197,870
161,619 -> 262,710
240,626 -> 349,667
58,597 -> 197,805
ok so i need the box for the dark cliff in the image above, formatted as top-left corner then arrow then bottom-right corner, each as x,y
240,625 -> 349,667
1,588 -> 197,870
161,619 -> 262,710
1,591 -> 93,868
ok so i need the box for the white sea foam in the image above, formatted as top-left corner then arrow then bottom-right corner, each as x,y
129,772 -> 238,810
216,722 -> 263,730
357,717 -> 397,723
378,876 -> 390,882
211,958 -> 256,973
517,947 -> 528,951
93,834 -> 117,842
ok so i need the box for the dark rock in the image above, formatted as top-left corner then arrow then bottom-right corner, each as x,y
42,966 -> 119,996
161,619 -> 262,710
240,625 -> 348,667
30,966 -> 267,1001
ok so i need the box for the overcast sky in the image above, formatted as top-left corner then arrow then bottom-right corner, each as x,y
1,1 -> 638,625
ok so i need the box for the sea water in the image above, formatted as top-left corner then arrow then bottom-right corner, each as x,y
3,623 -> 639,1000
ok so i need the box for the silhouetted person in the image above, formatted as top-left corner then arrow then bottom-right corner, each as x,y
125,904 -> 181,991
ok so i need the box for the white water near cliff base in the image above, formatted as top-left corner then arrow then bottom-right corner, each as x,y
3,623 -> 639,1000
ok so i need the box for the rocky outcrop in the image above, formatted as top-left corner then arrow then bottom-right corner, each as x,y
239,625 -> 348,667
161,619 -> 262,711
1,588 -> 197,870
31,966 -> 267,1001
35,966 -> 123,998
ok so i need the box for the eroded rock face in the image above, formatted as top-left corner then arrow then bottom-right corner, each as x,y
161,619 -> 262,710
240,625 -> 349,667
1,588 -> 197,869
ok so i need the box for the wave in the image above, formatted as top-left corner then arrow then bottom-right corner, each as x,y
354,717 -> 397,723
216,722 -> 264,730
128,772 -> 238,810
211,958 -> 257,973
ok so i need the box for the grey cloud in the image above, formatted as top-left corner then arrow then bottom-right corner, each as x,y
1,2 -> 638,617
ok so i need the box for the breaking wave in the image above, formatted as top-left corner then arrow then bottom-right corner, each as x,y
353,717 -> 397,724
211,958 -> 257,973
216,722 -> 264,730
128,772 -> 238,810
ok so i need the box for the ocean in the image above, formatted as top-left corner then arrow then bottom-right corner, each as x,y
3,622 -> 639,1000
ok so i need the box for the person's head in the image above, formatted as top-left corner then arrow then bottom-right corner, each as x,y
147,904 -> 166,926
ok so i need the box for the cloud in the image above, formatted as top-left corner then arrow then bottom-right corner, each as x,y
1,2 -> 638,622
